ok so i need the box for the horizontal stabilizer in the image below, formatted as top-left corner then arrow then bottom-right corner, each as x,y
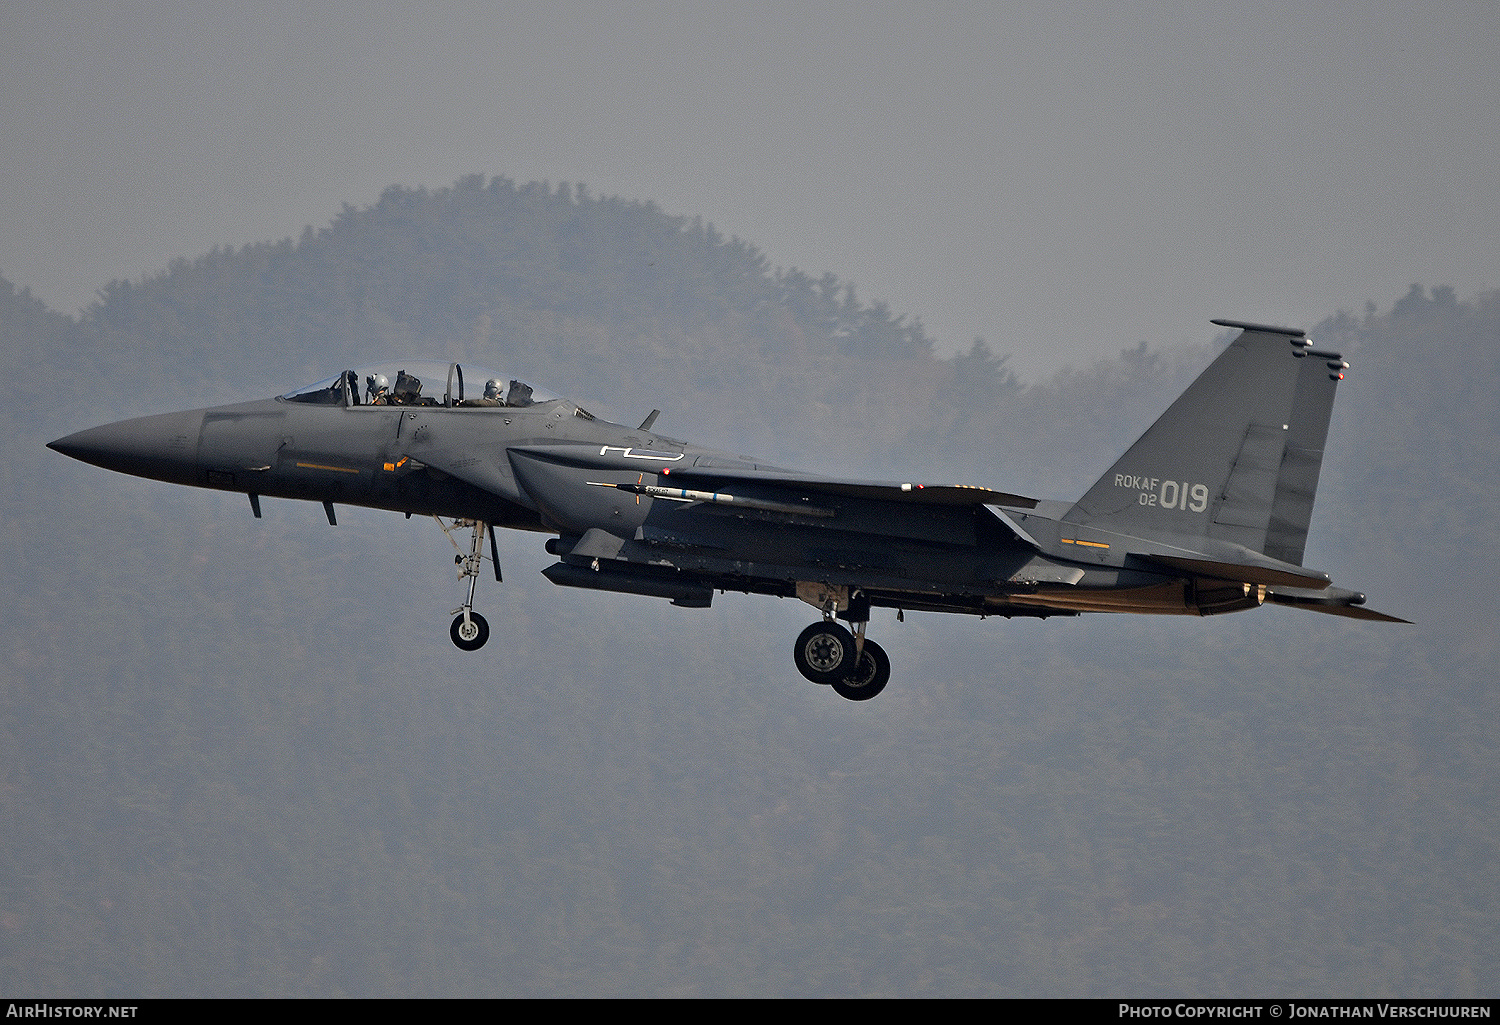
1265,585 -> 1411,624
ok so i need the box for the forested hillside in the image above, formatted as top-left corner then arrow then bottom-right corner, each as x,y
83,176 -> 931,399
3,179 -> 1495,996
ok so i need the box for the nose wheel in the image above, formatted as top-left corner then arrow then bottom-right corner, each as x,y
451,611 -> 490,651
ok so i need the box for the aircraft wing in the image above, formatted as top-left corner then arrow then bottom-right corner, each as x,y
655,464 -> 1039,509
412,444 -> 1041,555
499,444 -> 1037,509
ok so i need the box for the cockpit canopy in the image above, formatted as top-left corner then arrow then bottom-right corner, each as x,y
281,361 -> 559,409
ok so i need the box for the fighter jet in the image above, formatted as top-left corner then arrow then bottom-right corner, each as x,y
48,319 -> 1404,700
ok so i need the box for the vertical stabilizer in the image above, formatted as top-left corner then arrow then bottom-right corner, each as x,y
1063,320 -> 1345,565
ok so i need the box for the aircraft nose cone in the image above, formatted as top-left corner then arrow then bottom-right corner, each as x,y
48,409 -> 205,486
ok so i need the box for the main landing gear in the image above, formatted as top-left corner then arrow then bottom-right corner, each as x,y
436,517 -> 500,651
792,589 -> 891,701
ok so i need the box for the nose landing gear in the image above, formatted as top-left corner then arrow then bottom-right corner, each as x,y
437,516 -> 500,650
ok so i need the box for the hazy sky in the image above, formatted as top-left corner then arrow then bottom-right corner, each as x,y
4,0 -> 1497,378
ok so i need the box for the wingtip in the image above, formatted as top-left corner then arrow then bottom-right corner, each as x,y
1210,317 -> 1306,338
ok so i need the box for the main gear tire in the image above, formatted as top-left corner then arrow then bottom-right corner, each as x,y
793,621 -> 856,684
832,639 -> 890,701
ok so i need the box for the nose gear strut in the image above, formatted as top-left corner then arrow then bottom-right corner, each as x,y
436,516 -> 500,650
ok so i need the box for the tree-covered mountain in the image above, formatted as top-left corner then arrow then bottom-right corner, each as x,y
84,177 -> 932,397
2,180 -> 1495,996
